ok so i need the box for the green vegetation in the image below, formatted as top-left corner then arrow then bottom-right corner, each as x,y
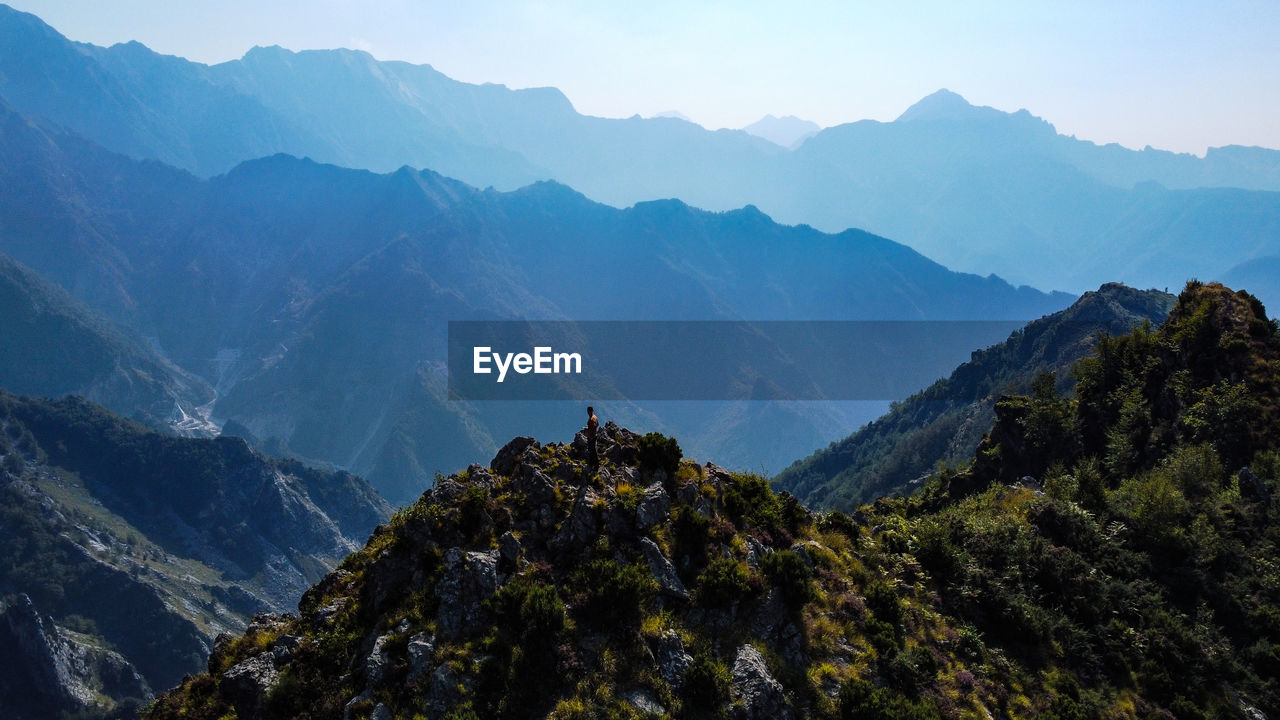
638,432 -> 683,478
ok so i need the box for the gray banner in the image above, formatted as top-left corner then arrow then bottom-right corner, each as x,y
448,320 -> 1026,401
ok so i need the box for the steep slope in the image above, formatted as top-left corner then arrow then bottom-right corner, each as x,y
0,98 -> 1074,502
0,251 -> 217,434
0,390 -> 390,716
146,285 -> 1280,719
3,6 -> 1280,292
776,283 -> 1177,510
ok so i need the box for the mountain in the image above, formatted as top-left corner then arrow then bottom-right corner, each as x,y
741,114 -> 821,148
146,282 -> 1280,718
1223,255 -> 1280,311
2,6 -> 1279,292
775,283 -> 1177,510
0,251 -> 217,435
0,96 -> 1074,503
0,390 -> 390,717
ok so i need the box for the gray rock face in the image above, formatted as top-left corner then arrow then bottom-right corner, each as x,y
676,479 -> 700,506
648,630 -> 693,691
491,436 -> 539,476
499,531 -> 522,569
432,476 -> 467,506
220,651 -> 280,718
554,487 -> 601,549
407,632 -> 435,680
272,635 -> 302,664
730,644 -> 792,720
512,465 -> 558,531
640,537 -> 690,601
704,462 -> 733,493
789,540 -> 821,570
0,594 -> 152,716
750,590 -> 806,668
743,537 -> 770,569
435,548 -> 500,640
364,632 -> 394,686
424,662 -> 476,718
635,482 -> 671,529
621,687 -> 666,715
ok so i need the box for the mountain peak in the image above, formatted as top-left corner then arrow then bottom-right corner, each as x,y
896,88 -> 980,122
742,114 -> 821,148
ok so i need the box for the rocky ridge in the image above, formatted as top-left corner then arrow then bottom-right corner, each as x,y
146,283 -> 1280,720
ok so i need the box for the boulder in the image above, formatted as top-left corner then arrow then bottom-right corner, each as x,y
407,632 -> 435,680
729,645 -> 792,720
272,635 -> 302,664
621,688 -> 666,715
364,632 -> 393,686
220,651 -> 279,718
703,462 -> 733,492
466,463 -> 497,488
640,537 -> 690,601
648,630 -> 693,691
743,537 -> 770,569
491,437 -> 539,476
788,540 -> 822,570
498,531 -> 522,569
635,482 -> 671,529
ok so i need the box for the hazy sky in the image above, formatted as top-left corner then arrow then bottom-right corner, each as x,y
11,0 -> 1280,155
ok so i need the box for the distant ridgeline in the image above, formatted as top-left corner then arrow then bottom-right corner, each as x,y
3,5 -> 1280,292
149,282 -> 1279,719
776,282 -> 1178,510
0,391 -> 389,719
0,91 -> 1073,504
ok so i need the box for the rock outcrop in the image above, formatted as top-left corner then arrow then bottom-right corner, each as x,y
0,594 -> 150,719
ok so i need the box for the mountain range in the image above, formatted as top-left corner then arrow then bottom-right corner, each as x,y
2,4 -> 1279,294
0,92 -> 1074,503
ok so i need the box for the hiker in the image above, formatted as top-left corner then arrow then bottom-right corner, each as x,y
586,405 -> 599,468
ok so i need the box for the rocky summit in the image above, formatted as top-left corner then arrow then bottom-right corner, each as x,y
146,422 -> 869,719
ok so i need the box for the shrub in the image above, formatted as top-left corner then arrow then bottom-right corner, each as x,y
838,677 -> 941,720
571,559 -> 655,630
761,549 -> 814,607
683,653 -> 731,715
488,579 -> 567,651
723,472 -> 782,530
672,505 -> 711,563
696,557 -> 753,608
459,485 -> 493,542
638,432 -> 682,477
819,510 -> 861,539
863,580 -> 903,627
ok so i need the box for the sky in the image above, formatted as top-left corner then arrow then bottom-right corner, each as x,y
10,0 -> 1280,155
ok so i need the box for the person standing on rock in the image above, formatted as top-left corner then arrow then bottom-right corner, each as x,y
586,406 -> 599,469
